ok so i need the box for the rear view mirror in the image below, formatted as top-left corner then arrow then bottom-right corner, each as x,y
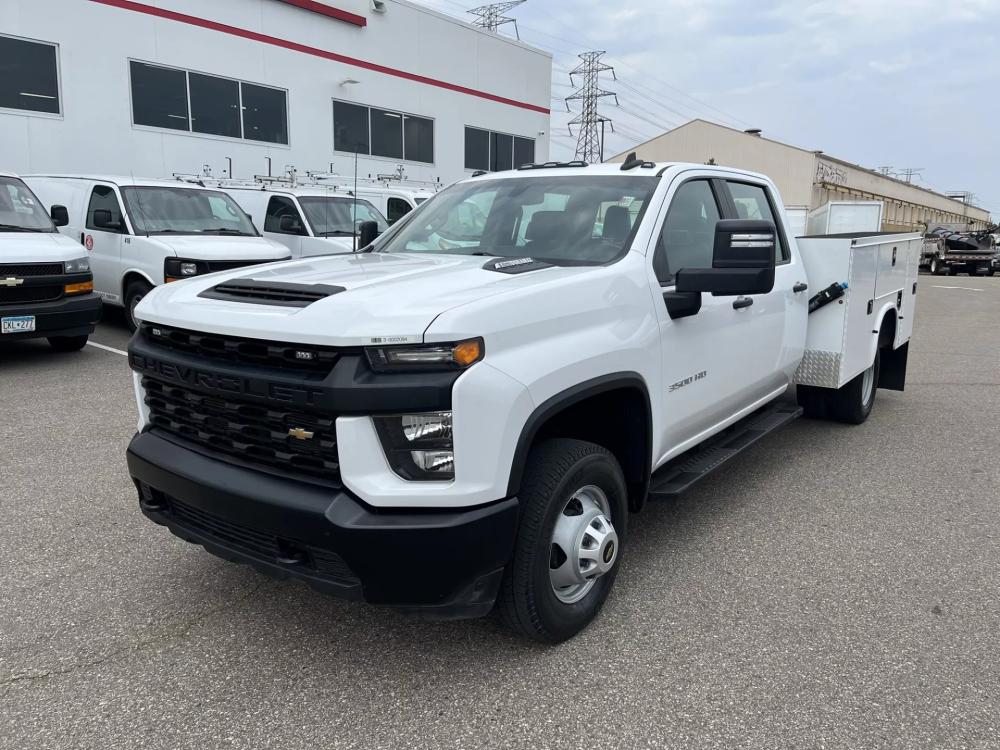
358,220 -> 380,249
92,209 -> 122,232
50,204 -> 69,227
675,220 -> 776,296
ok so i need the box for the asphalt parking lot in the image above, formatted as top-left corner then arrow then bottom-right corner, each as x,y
2,278 -> 998,750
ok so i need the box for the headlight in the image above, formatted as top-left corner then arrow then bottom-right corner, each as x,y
373,411 -> 454,481
164,258 -> 205,282
64,257 -> 90,274
365,338 -> 484,373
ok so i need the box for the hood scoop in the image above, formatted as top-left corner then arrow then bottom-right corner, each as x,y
199,279 -> 346,308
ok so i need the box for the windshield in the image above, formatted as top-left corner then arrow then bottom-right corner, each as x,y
376,176 -> 655,264
298,197 -> 389,236
0,176 -> 56,233
121,187 -> 258,236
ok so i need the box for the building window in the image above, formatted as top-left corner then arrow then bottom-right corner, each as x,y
464,127 -> 535,172
0,34 -> 60,115
129,61 -> 288,145
333,100 -> 434,164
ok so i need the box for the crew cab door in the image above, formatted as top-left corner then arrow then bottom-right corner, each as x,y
648,174 -> 792,461
84,184 -> 127,304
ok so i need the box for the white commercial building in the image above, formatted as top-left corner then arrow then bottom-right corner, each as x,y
0,0 -> 552,185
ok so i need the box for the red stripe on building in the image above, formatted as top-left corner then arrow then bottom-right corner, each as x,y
87,0 -> 550,115
275,0 -> 366,28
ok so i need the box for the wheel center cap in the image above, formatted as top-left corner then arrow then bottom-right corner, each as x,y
602,540 -> 616,565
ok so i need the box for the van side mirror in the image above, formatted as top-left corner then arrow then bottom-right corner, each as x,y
92,209 -> 122,232
279,214 -> 305,234
358,220 -> 380,249
675,220 -> 776,296
50,204 -> 69,227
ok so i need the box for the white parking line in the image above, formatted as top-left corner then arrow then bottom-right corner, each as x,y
86,340 -> 129,357
930,285 -> 983,292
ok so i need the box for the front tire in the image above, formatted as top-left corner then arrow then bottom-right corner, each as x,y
930,258 -> 946,275
497,439 -> 628,643
124,279 -> 153,333
47,335 -> 89,352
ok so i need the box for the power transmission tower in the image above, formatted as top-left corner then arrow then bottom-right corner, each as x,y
565,51 -> 618,163
899,167 -> 923,183
467,1 -> 525,38
876,166 -> 894,177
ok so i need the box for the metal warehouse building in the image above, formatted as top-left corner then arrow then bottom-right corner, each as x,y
0,0 -> 551,184
611,119 -> 991,231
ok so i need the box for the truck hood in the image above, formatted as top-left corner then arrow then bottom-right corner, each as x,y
0,231 -> 86,263
136,252 -> 578,345
148,235 -> 289,261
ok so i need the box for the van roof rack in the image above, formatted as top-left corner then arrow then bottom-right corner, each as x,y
517,160 -> 589,171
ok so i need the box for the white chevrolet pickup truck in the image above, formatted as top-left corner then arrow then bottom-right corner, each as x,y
125,158 -> 921,642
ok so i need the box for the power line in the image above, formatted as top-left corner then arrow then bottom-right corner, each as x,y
565,51 -> 618,163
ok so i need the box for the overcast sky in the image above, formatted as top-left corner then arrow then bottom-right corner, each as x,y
415,0 -> 999,215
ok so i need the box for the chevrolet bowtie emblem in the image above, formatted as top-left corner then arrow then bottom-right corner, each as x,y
287,427 -> 315,441
1,277 -> 24,287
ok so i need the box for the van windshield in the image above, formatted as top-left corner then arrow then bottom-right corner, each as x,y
375,176 -> 655,264
121,187 -> 258,236
0,176 -> 56,233
298,197 -> 388,237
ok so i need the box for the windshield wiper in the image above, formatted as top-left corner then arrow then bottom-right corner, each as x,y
0,224 -> 45,232
200,228 -> 253,236
317,230 -> 355,237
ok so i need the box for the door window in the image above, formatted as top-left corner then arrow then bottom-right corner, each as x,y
86,186 -> 125,233
653,180 -> 720,283
387,197 -> 412,224
264,196 -> 306,235
725,181 -> 788,262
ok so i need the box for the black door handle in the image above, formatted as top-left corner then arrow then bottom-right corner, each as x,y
793,282 -> 808,293
733,296 -> 754,310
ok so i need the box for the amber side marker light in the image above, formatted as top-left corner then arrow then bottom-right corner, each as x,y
452,339 -> 483,367
64,280 -> 94,295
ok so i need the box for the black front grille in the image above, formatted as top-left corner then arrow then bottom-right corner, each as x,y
203,257 -> 289,273
200,280 -> 345,308
143,376 -> 340,483
140,323 -> 344,373
0,285 -> 63,304
0,263 -> 63,276
150,490 -> 359,586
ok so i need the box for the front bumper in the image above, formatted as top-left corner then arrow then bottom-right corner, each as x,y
126,431 -> 519,619
0,293 -> 102,340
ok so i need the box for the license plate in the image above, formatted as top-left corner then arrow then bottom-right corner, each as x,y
1,316 -> 36,334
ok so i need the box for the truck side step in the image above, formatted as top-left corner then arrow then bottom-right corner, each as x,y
647,401 -> 803,499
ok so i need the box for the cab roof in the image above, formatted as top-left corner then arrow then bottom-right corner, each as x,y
463,160 -> 773,185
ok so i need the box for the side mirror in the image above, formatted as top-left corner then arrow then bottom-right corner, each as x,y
358,220 -> 380,249
675,219 -> 776,296
50,204 -> 69,227
92,209 -> 121,232
279,214 -> 305,234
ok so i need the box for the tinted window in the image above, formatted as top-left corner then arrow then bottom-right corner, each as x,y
403,115 -> 434,164
513,137 -> 535,168
654,180 -> 720,283
726,181 -> 787,262
465,127 -> 490,171
264,195 -> 306,234
86,186 -> 125,233
382,176 -> 656,264
333,100 -> 369,153
387,197 -> 411,224
189,73 -> 240,138
370,108 -> 403,159
0,36 -> 59,114
491,132 -> 513,172
241,82 -> 288,144
130,61 -> 188,131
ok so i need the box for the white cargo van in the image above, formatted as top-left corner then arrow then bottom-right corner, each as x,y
24,175 -> 291,330
304,178 -> 436,224
219,185 -> 389,257
0,173 -> 101,351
